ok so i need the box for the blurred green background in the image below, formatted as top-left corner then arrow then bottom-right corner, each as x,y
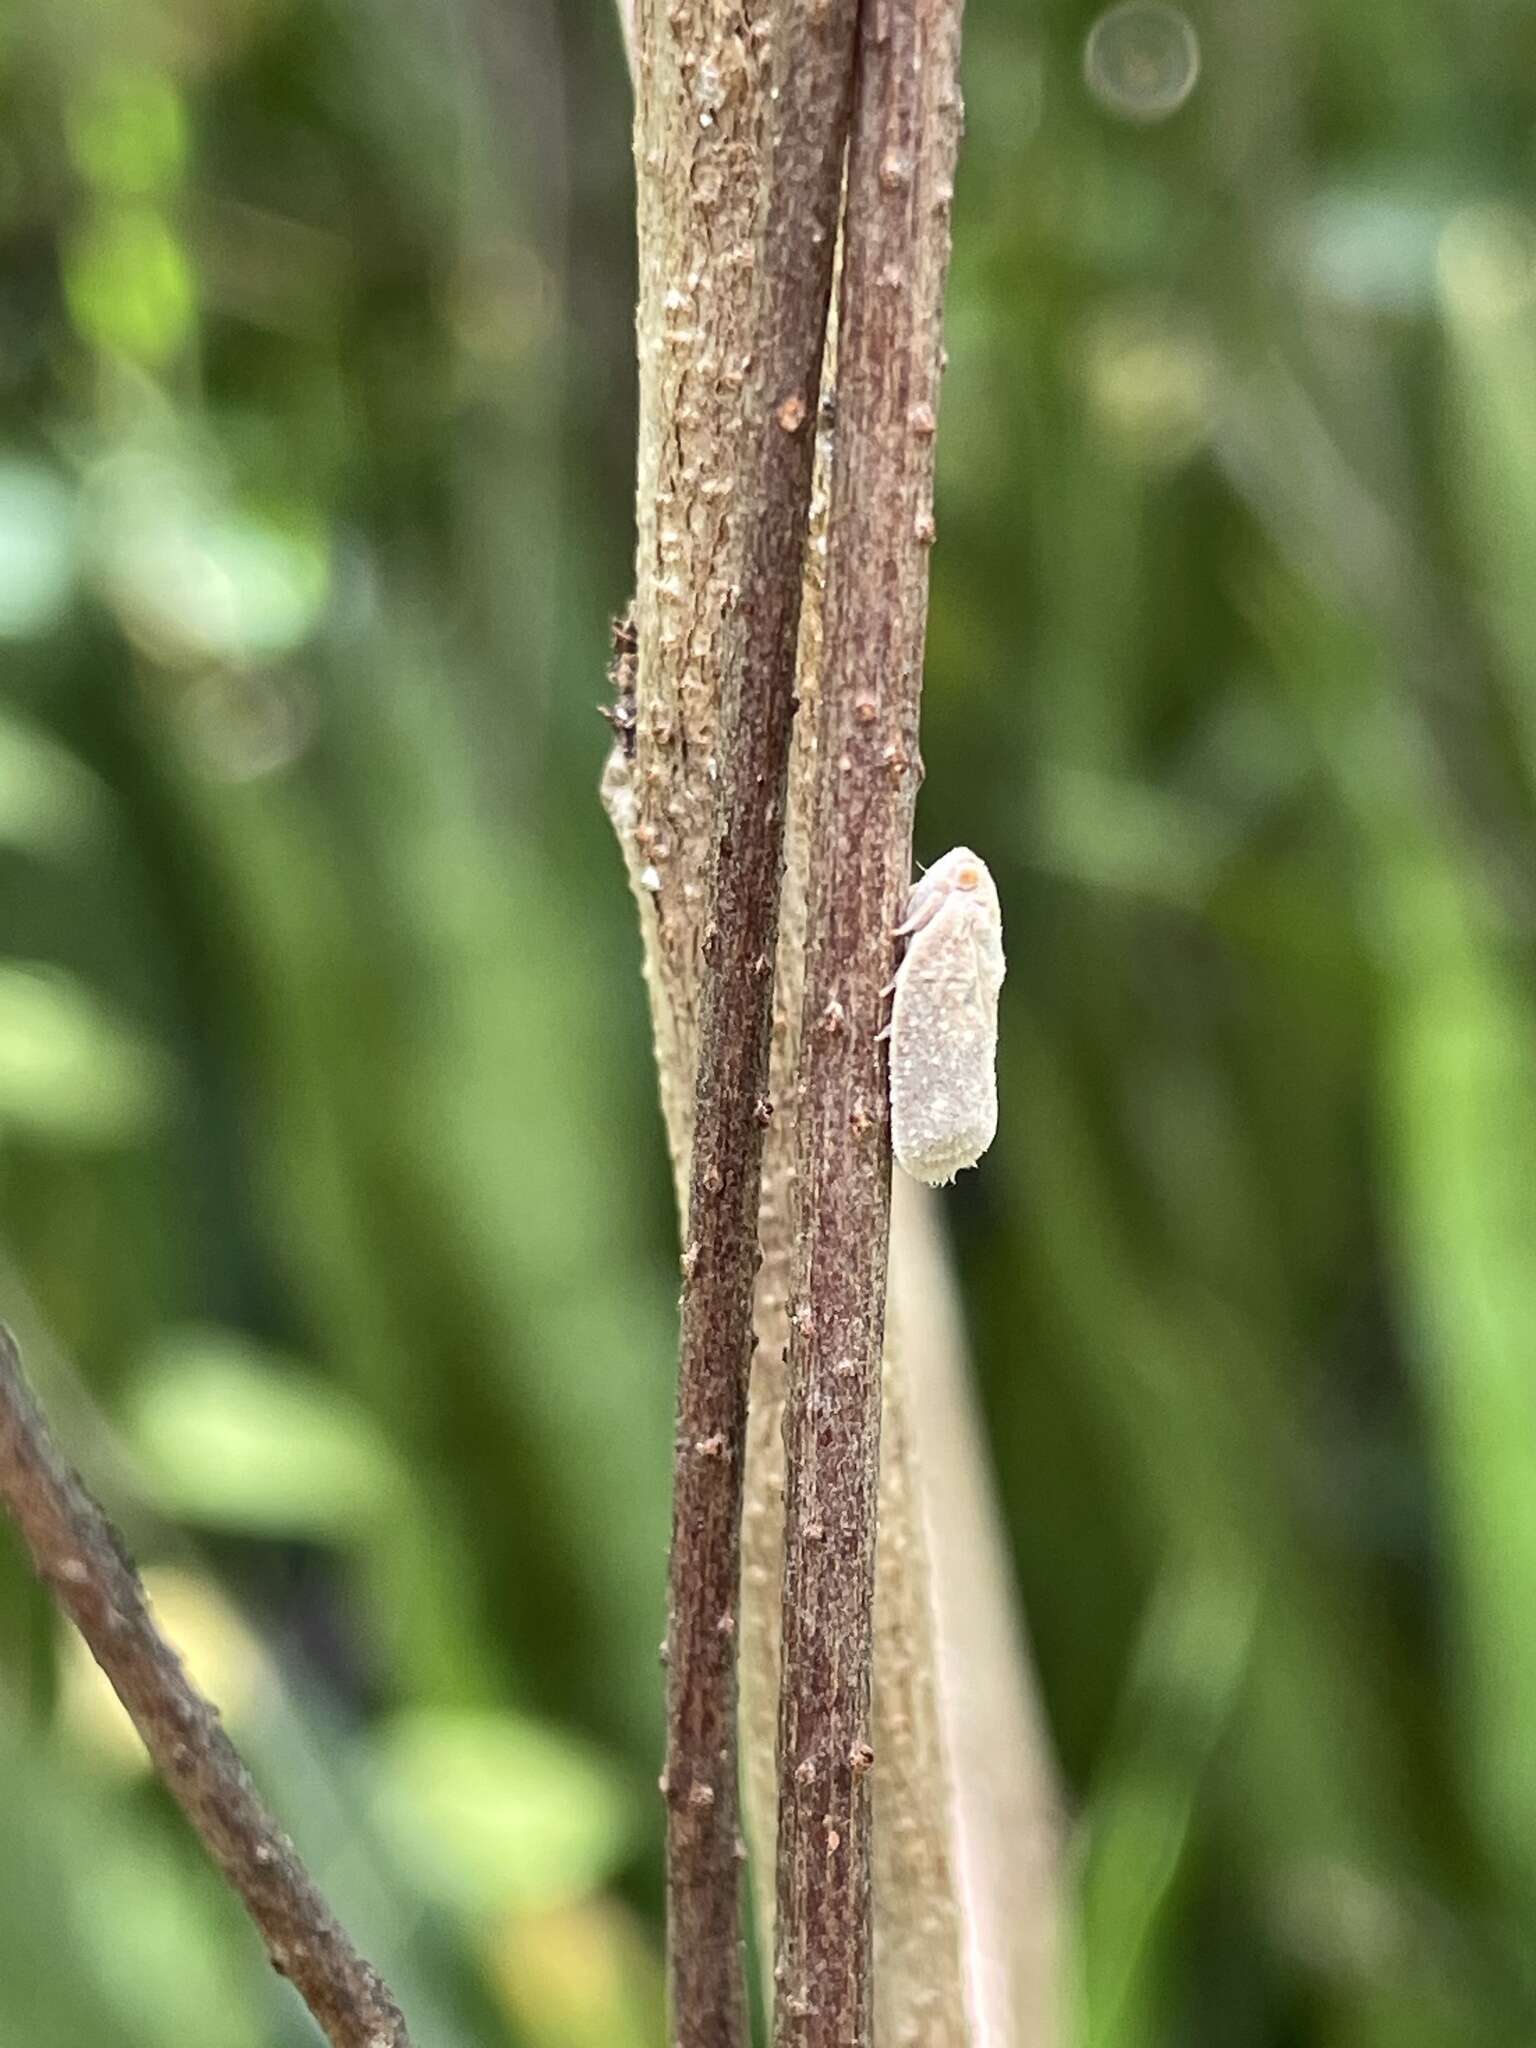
4,0 -> 1536,2041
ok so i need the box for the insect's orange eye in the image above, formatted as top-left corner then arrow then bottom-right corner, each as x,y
956,866 -> 980,890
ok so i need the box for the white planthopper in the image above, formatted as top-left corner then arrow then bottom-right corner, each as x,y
885,847 -> 1005,1186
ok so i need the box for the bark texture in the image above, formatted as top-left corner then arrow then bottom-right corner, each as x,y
771,0 -> 966,2039
651,1 -> 861,2040
0,1326 -> 412,2048
606,0 -> 769,1164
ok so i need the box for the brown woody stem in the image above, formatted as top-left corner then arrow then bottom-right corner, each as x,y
772,0 -> 966,2040
660,3 -> 861,2044
0,1326 -> 412,2048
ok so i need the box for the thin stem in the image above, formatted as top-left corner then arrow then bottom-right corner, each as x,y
661,3 -> 862,2044
772,0 -> 966,2039
0,1325 -> 412,2048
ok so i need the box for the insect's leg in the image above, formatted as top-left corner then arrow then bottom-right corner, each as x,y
894,860 -> 955,937
893,895 -> 944,938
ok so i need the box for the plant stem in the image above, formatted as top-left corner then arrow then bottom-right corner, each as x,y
661,2 -> 861,2043
772,0 -> 966,2039
0,1326 -> 412,2048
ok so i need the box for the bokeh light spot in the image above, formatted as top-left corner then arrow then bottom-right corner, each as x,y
0,463 -> 78,637
1084,3 -> 1200,123
1437,203 -> 1536,326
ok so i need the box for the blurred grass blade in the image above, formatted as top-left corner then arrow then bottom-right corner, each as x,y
1071,1563 -> 1259,2048
1384,909 -> 1536,1906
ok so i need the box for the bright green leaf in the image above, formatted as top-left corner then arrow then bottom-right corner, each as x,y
64,205 -> 196,365
0,964 -> 166,1145
67,68 -> 188,197
0,704 -> 103,854
127,1325 -> 404,1540
367,1708 -> 638,1916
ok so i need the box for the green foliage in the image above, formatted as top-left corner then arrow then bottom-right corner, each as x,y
127,1323 -> 406,1537
367,1708 -> 639,1916
1,0 -> 1536,2043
